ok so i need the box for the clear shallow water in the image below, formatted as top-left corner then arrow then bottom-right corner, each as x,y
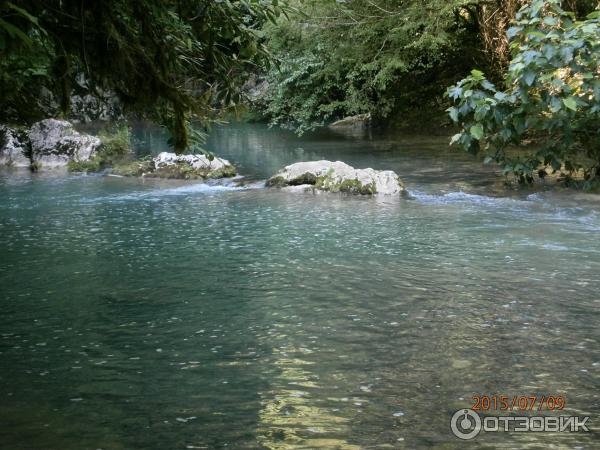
1,125 -> 600,449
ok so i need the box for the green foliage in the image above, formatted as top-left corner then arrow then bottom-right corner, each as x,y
256,0 -> 483,133
68,124 -> 132,173
111,158 -> 154,177
0,1 -> 52,122
0,0 -> 289,152
0,1 -> 45,48
447,0 -> 600,187
98,124 -> 132,160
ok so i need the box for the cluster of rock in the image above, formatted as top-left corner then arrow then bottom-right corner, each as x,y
266,160 -> 406,196
0,119 -> 101,169
2,119 -> 406,195
0,119 -> 236,180
37,74 -> 123,124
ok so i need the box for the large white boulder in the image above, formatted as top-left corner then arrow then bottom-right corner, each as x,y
0,125 -> 31,167
267,160 -> 406,195
28,119 -> 101,168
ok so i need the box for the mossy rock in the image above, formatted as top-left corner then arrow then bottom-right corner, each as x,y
265,176 -> 288,187
315,175 -> 377,194
266,161 -> 406,196
111,159 -> 154,177
147,162 -> 236,180
289,172 -> 318,185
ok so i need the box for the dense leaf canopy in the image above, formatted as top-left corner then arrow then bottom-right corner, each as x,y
256,0 -> 485,133
448,0 -> 600,186
0,0 -> 288,152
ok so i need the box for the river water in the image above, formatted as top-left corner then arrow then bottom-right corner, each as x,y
1,124 -> 599,449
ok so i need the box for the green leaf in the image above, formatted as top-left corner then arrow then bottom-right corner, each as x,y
562,97 -> 577,111
5,2 -> 39,26
448,107 -> 459,123
523,71 -> 536,86
470,124 -> 484,140
470,69 -> 484,79
549,97 -> 562,112
0,18 -> 32,46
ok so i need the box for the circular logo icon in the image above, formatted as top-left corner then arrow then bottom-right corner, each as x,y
451,409 -> 482,440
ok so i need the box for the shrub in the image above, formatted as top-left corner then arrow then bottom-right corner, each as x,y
447,0 -> 600,187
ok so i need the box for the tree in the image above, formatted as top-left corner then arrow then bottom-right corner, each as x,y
256,0 -> 485,134
447,0 -> 600,187
0,0 -> 289,153
473,0 -> 597,79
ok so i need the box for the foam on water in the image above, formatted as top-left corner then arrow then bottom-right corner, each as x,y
409,190 -> 521,207
82,179 -> 263,204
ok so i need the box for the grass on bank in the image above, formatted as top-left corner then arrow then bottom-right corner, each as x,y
67,124 -> 134,173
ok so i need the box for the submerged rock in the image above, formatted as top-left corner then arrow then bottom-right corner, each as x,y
0,125 -> 31,167
329,113 -> 371,130
267,160 -> 406,195
112,152 -> 237,179
28,119 -> 101,168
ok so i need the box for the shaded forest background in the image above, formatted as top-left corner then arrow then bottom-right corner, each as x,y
1,0 -> 599,185
254,0 -> 598,133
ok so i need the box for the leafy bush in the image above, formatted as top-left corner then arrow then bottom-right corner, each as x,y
1,1 -> 290,151
447,0 -> 600,187
68,124 -> 132,173
97,124 -> 132,161
256,0 -> 483,133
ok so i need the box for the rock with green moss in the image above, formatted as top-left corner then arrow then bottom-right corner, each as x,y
146,152 -> 236,179
267,160 -> 406,196
111,159 -> 154,177
107,152 -> 236,179
71,149 -> 237,180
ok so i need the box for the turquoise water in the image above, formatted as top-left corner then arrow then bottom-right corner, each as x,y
1,125 -> 599,449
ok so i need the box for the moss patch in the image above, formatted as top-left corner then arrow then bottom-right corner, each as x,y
67,157 -> 105,173
265,176 -> 288,187
289,172 -> 318,185
315,176 -> 376,194
111,159 -> 154,177
207,165 -> 237,179
146,162 -> 236,180
338,178 -> 377,194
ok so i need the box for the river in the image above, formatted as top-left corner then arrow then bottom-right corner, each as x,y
1,124 -> 599,449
